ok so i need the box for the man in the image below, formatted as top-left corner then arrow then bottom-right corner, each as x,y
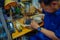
30,0 -> 60,40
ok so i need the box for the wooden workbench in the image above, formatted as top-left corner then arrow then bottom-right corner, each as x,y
12,17 -> 44,39
12,18 -> 32,39
12,27 -> 32,39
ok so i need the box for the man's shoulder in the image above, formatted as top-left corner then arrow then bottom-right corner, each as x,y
55,8 -> 60,15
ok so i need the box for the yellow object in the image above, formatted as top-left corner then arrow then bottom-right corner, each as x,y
12,17 -> 44,39
12,27 -> 32,39
20,2 -> 25,7
4,0 -> 17,10
5,0 -> 14,6
12,18 -> 32,39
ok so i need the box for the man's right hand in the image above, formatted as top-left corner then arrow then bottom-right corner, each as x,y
30,20 -> 40,30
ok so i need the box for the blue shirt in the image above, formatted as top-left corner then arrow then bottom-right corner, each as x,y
43,8 -> 60,40
30,8 -> 60,40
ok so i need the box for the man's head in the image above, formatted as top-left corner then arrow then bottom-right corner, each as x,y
39,0 -> 59,13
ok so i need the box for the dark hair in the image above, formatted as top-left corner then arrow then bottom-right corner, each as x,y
38,0 -> 58,5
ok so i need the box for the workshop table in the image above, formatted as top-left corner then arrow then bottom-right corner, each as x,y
12,17 -> 44,39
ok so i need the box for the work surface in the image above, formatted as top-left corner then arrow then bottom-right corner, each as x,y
12,17 -> 44,39
12,18 -> 32,39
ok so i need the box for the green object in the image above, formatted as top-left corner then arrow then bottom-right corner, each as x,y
15,6 -> 20,14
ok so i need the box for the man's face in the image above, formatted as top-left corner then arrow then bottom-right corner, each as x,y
50,1 -> 58,9
40,1 -> 59,13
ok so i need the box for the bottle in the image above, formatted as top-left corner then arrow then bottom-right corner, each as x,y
16,20 -> 23,32
7,17 -> 15,34
7,21 -> 15,34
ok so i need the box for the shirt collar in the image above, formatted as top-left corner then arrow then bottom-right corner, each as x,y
43,8 -> 60,16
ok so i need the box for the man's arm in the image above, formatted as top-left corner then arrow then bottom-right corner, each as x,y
30,21 -> 59,40
40,28 -> 59,40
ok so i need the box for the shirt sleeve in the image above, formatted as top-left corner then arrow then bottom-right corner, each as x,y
54,27 -> 60,38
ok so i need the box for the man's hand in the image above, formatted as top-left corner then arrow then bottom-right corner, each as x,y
30,20 -> 40,30
30,20 -> 59,40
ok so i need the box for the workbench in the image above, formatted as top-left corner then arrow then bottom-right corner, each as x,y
12,17 -> 44,39
12,18 -> 32,39
12,27 -> 32,39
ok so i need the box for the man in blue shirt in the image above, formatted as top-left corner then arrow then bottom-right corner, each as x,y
30,0 -> 60,40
